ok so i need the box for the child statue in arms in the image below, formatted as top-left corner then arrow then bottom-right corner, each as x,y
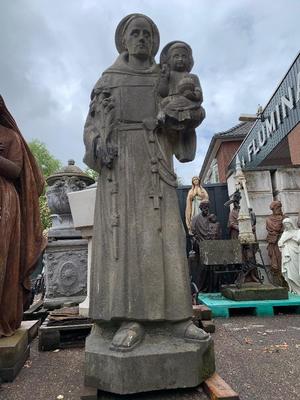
158,41 -> 205,132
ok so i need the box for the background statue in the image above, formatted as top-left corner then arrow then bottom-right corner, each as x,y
278,218 -> 300,294
208,213 -> 221,240
191,201 -> 211,242
83,14 -> 208,352
266,200 -> 286,286
0,95 -> 46,337
185,176 -> 209,234
227,190 -> 241,239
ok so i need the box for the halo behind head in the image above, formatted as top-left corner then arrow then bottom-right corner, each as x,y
115,13 -> 160,57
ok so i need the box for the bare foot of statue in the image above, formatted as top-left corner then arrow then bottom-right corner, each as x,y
173,320 -> 209,342
110,321 -> 144,352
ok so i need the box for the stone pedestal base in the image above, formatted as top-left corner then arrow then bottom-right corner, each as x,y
221,283 -> 289,301
85,324 -> 215,395
44,239 -> 88,309
0,329 -> 29,382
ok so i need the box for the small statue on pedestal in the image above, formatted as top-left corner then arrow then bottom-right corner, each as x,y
278,218 -> 300,295
266,200 -> 286,286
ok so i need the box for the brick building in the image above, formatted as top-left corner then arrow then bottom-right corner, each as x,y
199,121 -> 254,183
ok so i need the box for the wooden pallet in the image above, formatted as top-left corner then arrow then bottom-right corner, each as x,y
38,319 -> 93,351
198,292 -> 300,318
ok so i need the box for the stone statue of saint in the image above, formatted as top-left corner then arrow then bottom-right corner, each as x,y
191,201 -> 211,242
83,14 -> 208,352
227,191 -> 241,239
278,218 -> 300,295
185,176 -> 209,234
266,200 -> 286,285
0,95 -> 46,337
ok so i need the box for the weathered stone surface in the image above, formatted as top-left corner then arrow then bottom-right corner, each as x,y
221,283 -> 288,301
85,325 -> 215,395
273,167 -> 300,191
44,239 -> 88,309
0,328 -> 29,382
276,191 -> 300,215
199,240 -> 242,266
245,171 -> 273,193
20,320 -> 41,343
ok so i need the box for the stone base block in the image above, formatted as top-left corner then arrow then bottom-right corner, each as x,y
85,324 -> 215,395
44,239 -> 88,309
0,329 -> 29,382
221,283 -> 289,301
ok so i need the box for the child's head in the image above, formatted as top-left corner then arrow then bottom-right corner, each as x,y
160,41 -> 194,72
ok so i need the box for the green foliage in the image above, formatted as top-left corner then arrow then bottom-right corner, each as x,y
28,139 -> 62,178
85,168 -> 99,182
28,139 -> 62,230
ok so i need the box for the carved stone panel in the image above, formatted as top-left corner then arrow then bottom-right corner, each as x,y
44,239 -> 88,308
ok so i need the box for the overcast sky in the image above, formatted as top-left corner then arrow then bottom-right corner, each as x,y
1,0 -> 299,183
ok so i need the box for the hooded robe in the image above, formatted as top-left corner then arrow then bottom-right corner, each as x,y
83,53 -> 198,322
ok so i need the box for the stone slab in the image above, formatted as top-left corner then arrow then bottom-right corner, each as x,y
244,171 -> 272,193
198,240 -> 242,266
0,328 -> 28,369
221,284 -> 288,301
85,325 -> 215,395
273,168 -> 300,191
0,346 -> 29,382
0,328 -> 29,382
20,320 -> 41,343
276,191 -> 300,215
198,292 -> 300,318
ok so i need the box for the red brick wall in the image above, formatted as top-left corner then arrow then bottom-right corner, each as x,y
288,123 -> 300,165
216,141 -> 243,183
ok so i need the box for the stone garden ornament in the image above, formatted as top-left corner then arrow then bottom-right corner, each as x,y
83,13 -> 214,394
278,218 -> 300,295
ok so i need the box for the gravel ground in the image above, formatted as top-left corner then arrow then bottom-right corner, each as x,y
0,314 -> 299,400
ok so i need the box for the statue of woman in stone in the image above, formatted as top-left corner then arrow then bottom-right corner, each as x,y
0,95 -> 46,337
83,14 -> 208,352
278,218 -> 300,295
185,176 -> 209,234
158,41 -> 205,133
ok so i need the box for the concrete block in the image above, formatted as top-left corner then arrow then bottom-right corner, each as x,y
276,191 -> 300,215
245,171 -> 272,193
249,193 -> 274,216
85,324 -> 215,394
20,320 -> 41,343
273,168 -> 300,191
0,328 -> 29,382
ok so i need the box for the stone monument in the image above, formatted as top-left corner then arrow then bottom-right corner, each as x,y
43,160 -> 94,309
83,14 -> 214,395
0,95 -> 45,380
278,218 -> 300,295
